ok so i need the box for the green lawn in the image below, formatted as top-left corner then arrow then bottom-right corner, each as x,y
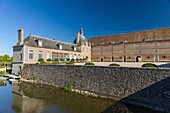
0,65 -> 5,68
0,71 -> 8,77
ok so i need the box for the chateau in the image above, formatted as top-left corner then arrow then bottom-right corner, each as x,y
12,28 -> 91,75
13,27 -> 170,75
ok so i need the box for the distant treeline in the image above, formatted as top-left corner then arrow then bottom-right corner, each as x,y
0,54 -> 13,65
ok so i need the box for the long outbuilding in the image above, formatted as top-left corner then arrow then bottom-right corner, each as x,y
89,28 -> 170,62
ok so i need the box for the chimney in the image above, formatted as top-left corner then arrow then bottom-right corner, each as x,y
17,29 -> 24,45
76,32 -> 80,45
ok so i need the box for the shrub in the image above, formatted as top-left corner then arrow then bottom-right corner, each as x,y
60,58 -> 64,61
85,62 -> 95,66
142,63 -> 158,67
64,82 -> 73,91
54,58 -> 59,62
38,58 -> 46,64
40,61 -> 46,64
38,58 -> 44,62
83,58 -> 86,61
66,58 -> 70,61
66,62 -> 74,65
71,58 -> 74,62
47,58 -> 52,62
109,63 -> 120,67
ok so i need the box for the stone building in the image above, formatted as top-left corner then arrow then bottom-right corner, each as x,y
12,28 -> 91,75
88,28 -> 170,62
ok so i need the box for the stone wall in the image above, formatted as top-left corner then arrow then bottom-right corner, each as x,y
21,64 -> 170,112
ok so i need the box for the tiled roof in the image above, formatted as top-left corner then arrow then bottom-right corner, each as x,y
22,35 -> 81,52
88,28 -> 170,46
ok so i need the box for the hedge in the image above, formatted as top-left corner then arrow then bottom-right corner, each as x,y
142,63 -> 158,67
85,62 -> 95,66
109,63 -> 120,67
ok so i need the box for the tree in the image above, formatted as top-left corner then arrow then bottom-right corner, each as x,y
4,54 -> 10,61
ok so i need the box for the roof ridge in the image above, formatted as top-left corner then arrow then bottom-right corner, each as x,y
89,27 -> 170,39
31,34 -> 77,46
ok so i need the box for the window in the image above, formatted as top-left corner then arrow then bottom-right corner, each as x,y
162,56 -> 166,59
64,53 -> 69,61
47,52 -> 50,59
74,54 -> 77,60
78,54 -> 80,59
70,54 -> 72,59
147,56 -> 150,59
19,66 -> 22,71
52,52 -> 57,60
29,50 -> 33,59
39,51 -> 42,58
60,53 -> 63,59
59,45 -> 62,50
20,54 -> 22,60
38,40 -> 43,47
154,55 -> 159,62
74,47 -> 76,51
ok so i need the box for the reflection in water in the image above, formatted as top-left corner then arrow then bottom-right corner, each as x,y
0,81 -> 164,113
13,81 -> 115,113
0,81 -> 6,86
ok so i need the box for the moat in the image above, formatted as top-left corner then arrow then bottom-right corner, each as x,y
0,81 -> 164,113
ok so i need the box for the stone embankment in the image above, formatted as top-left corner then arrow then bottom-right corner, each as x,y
21,64 -> 170,112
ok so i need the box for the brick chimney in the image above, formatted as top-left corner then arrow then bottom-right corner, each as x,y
17,29 -> 24,45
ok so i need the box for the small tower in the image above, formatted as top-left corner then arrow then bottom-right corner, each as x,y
76,32 -> 80,45
17,29 -> 24,45
80,27 -> 84,36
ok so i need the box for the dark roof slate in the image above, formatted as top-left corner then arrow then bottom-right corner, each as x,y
22,35 -> 81,52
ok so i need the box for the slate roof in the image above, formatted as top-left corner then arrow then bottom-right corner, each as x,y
20,35 -> 81,52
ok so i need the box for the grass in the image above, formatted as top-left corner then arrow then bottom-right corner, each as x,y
65,62 -> 74,65
0,71 -> 8,77
0,65 -> 5,68
51,61 -> 60,64
64,82 -> 73,91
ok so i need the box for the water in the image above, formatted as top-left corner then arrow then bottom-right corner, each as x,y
0,81 -> 163,113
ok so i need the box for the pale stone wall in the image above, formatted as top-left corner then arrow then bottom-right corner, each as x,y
12,64 -> 23,75
13,46 -> 24,63
24,46 -> 82,64
0,68 -> 6,72
80,45 -> 91,61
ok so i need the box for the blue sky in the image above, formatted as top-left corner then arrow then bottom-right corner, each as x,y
0,0 -> 170,56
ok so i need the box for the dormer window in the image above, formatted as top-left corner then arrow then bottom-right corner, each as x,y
110,41 -> 115,44
143,38 -> 149,41
74,47 -> 76,51
123,40 -> 127,43
59,44 -> 62,50
38,40 -> 43,47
